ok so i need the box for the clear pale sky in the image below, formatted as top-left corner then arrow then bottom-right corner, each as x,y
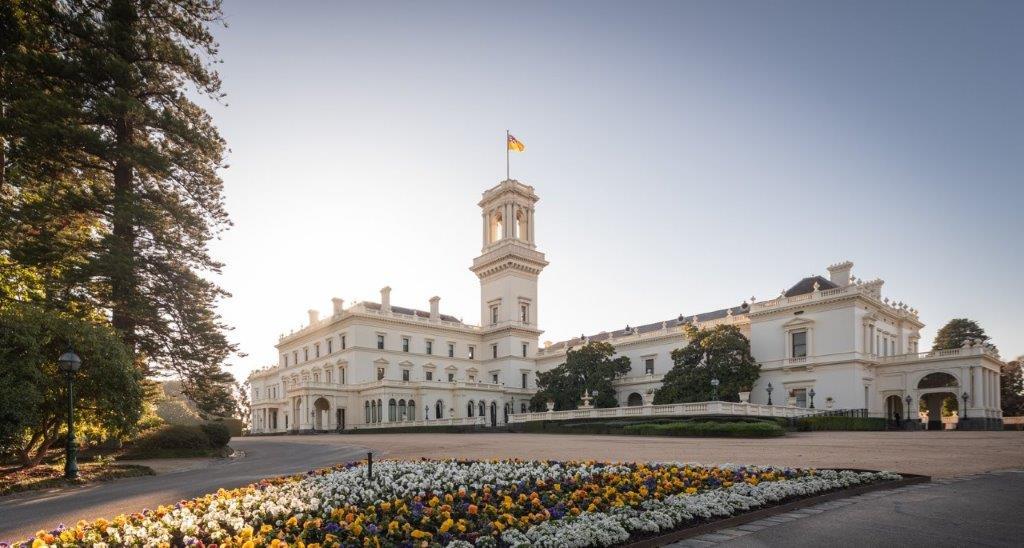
201,1 -> 1024,381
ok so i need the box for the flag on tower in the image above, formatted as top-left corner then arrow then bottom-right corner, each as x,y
507,133 -> 525,152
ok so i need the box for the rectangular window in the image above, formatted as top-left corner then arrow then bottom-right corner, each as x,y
792,331 -> 807,358
492,344 -> 498,359
293,351 -> 298,364
341,335 -> 347,350
448,343 -> 455,357
315,343 -> 320,358
377,334 -> 385,350
283,355 -> 288,367
426,371 -> 433,381
402,370 -> 410,382
469,374 -> 476,382
492,373 -> 499,384
490,306 -> 499,325
794,388 -> 808,408
304,347 -> 309,361
448,372 -> 455,382
327,339 -> 333,353
468,346 -> 475,360
521,304 -> 529,324
522,372 -> 528,389
645,358 -> 655,375
377,367 -> 385,380
426,340 -> 433,355
522,343 -> 528,357
402,337 -> 410,352
325,370 -> 331,383
340,369 -> 345,384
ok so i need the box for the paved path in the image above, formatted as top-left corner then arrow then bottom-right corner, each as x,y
668,470 -> 1024,548
2,431 -> 1022,543
0,438 -> 370,543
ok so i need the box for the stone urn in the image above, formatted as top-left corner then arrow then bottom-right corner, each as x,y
738,391 -> 751,404
545,400 -> 555,412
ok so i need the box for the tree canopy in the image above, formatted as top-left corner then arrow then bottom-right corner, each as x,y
932,318 -> 992,351
0,301 -> 144,465
1001,358 -> 1024,417
1,0 -> 238,408
530,341 -> 631,411
654,324 -> 760,404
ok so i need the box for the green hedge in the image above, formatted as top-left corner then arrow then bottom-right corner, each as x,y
795,416 -> 886,431
122,423 -> 232,459
622,421 -> 785,438
515,416 -> 778,435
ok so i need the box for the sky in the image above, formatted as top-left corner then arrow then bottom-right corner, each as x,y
200,1 -> 1024,380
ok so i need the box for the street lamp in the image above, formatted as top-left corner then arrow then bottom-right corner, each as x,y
710,378 -> 720,401
962,392 -> 969,419
58,347 -> 82,480
808,388 -> 816,409
766,382 -> 774,406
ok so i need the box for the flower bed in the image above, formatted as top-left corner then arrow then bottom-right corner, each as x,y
19,460 -> 900,548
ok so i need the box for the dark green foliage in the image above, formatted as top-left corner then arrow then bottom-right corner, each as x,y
1002,359 -> 1024,417
0,302 -> 144,465
514,416 -> 782,435
529,341 -> 631,411
622,421 -> 784,438
654,324 -> 760,404
1,0 -> 239,410
199,422 -> 231,447
932,318 -> 991,351
129,425 -> 211,452
795,416 -> 886,431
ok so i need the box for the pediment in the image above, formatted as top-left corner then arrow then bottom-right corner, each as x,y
782,317 -> 815,328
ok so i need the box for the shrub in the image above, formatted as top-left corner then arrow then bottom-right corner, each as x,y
622,421 -> 785,438
131,425 -> 211,452
795,416 -> 886,431
200,422 -> 232,447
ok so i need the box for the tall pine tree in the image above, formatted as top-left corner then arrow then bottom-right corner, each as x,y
1,0 -> 237,410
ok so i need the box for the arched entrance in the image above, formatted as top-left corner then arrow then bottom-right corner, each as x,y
435,400 -> 444,420
917,372 -> 960,431
884,395 -> 904,427
313,397 -> 330,430
490,401 -> 497,427
627,392 -> 644,407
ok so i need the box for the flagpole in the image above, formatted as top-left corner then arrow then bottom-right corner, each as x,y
506,129 -> 510,181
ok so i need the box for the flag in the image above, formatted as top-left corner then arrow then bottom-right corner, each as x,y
507,133 -> 525,152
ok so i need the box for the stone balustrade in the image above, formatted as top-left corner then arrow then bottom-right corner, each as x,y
507,400 -> 820,424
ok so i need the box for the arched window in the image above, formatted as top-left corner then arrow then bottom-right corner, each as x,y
398,399 -> 406,421
490,211 -> 503,243
479,401 -> 485,417
408,399 -> 415,420
388,399 -> 397,421
364,401 -> 370,423
435,400 -> 444,419
370,400 -> 377,423
516,209 -> 528,240
467,401 -> 475,417
627,393 -> 644,407
377,399 -> 383,422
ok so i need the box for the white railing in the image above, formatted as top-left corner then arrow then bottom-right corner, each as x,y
350,416 -> 487,430
875,345 -> 995,364
507,401 -> 821,423
537,315 -> 745,358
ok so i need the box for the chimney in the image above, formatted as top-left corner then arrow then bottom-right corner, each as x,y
307,309 -> 320,325
331,297 -> 344,316
429,296 -> 440,320
380,286 -> 392,313
827,261 -> 853,287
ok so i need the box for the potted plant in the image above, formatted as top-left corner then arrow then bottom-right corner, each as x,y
738,385 -> 752,403
825,396 -> 834,409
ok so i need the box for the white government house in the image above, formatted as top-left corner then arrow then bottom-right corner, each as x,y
248,179 -> 1004,433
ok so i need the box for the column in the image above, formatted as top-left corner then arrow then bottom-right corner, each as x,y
504,202 -> 513,239
482,211 -> 488,245
972,366 -> 983,412
528,208 -> 535,243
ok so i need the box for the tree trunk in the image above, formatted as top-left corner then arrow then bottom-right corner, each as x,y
110,116 -> 138,361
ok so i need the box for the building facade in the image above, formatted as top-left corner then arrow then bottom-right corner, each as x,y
249,179 -> 1004,433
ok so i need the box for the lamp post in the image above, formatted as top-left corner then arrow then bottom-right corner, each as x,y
962,392 -> 969,419
58,347 -> 82,480
766,382 -> 773,406
808,388 -> 816,409
905,394 -> 913,423
710,378 -> 720,401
